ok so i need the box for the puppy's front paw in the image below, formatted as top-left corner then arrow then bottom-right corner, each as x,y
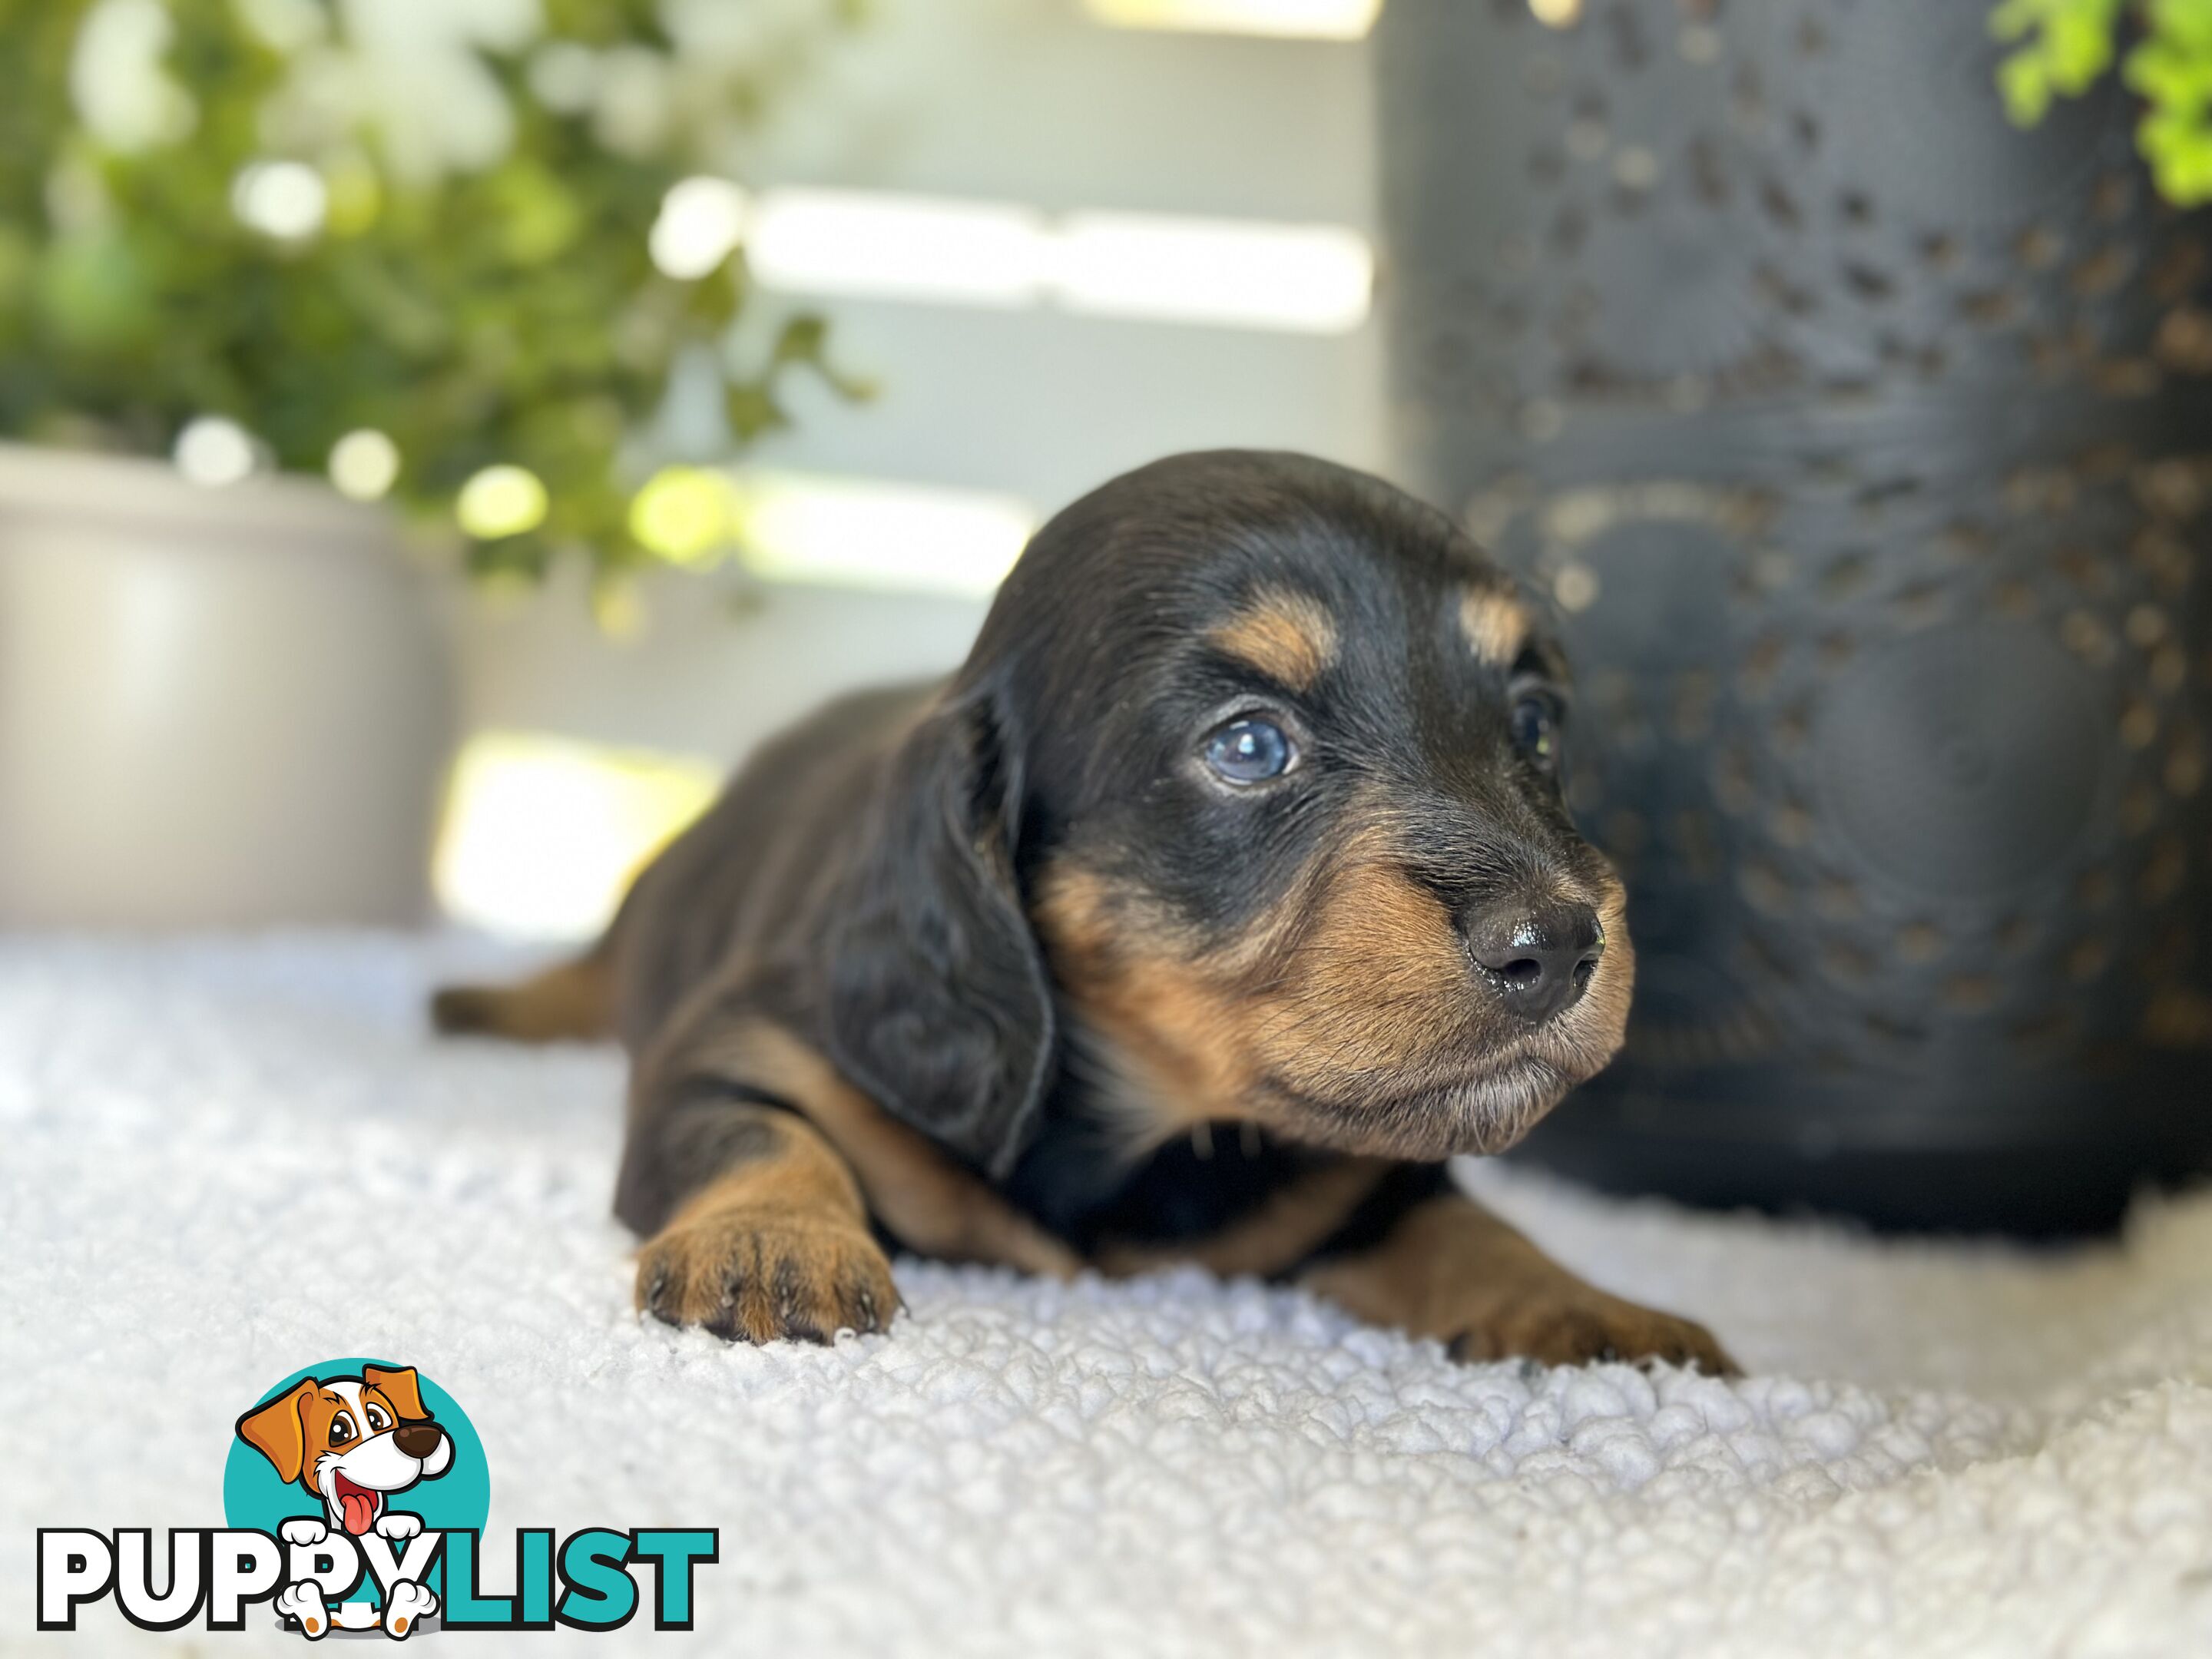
1449,1290 -> 1737,1374
375,1512 -> 422,1541
279,1518 -> 329,1548
382,1580 -> 436,1639
274,1581 -> 331,1639
637,1207 -> 901,1344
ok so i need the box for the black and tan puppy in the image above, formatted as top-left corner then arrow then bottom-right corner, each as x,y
435,451 -> 1729,1370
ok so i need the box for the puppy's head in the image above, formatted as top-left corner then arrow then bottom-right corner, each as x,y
236,1365 -> 453,1535
822,451 -> 1629,1174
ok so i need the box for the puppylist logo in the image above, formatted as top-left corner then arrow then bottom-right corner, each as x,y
38,1358 -> 717,1640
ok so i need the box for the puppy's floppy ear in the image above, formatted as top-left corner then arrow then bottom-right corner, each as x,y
236,1379 -> 316,1485
820,689 -> 1053,1179
362,1365 -> 428,1421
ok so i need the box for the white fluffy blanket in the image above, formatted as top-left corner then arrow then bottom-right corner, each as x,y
5,936 -> 2211,1657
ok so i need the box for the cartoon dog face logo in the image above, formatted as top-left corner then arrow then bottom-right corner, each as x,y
236,1366 -> 453,1538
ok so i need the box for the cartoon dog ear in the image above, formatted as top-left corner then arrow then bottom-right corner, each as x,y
236,1379 -> 316,1485
819,690 -> 1054,1180
362,1365 -> 428,1420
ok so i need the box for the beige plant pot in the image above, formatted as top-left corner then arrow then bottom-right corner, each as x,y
0,443 -> 455,928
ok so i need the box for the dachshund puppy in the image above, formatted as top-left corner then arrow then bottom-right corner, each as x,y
435,451 -> 1729,1370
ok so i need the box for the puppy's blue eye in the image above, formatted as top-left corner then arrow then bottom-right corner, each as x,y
1512,694 -> 1559,767
1205,717 -> 1295,784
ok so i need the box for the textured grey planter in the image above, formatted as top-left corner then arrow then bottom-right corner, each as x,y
1377,0 -> 2212,1230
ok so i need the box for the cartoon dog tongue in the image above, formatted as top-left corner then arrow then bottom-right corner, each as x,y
335,1478 -> 378,1536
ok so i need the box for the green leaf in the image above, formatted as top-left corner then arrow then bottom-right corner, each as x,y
769,310 -> 876,400
2127,0 -> 2212,203
1990,0 -> 2121,126
2000,49 -> 2056,124
35,233 -> 154,349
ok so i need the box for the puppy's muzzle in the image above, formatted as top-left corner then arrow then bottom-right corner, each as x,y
1460,897 -> 1604,1026
392,1422 -> 446,1461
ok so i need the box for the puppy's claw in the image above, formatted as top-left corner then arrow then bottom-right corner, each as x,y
637,1207 -> 902,1345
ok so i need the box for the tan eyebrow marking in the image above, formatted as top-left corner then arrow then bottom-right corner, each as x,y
1459,585 -> 1531,667
1207,591 -> 1339,691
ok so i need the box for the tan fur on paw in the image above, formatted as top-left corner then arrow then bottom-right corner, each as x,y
1448,1292 -> 1736,1373
637,1208 -> 901,1344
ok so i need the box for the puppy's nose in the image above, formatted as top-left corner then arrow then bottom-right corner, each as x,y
392,1422 -> 445,1460
1462,898 -> 1604,1025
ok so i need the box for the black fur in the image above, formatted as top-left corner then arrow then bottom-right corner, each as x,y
601,450 -> 1609,1253
816,690 -> 1057,1177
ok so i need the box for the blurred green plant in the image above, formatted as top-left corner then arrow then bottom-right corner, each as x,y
0,0 -> 863,584
1993,0 -> 2212,205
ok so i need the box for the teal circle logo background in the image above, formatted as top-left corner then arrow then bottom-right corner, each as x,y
224,1358 -> 491,1599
